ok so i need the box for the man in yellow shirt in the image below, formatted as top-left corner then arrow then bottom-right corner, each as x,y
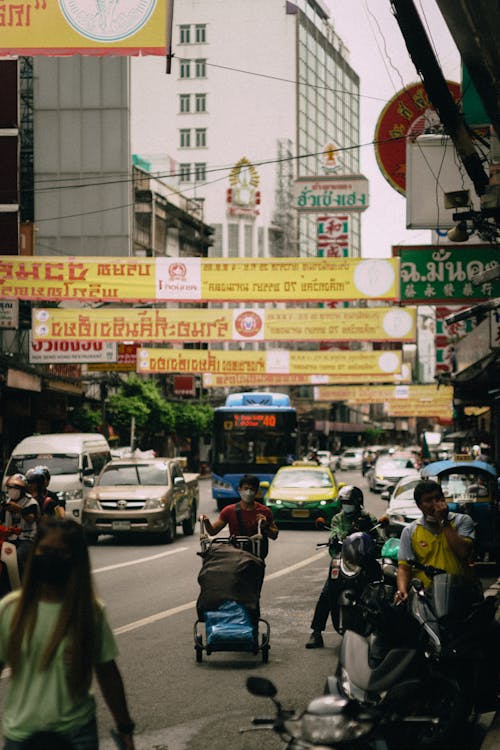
395,479 -> 475,602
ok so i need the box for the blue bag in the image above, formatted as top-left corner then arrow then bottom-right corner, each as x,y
205,600 -> 255,646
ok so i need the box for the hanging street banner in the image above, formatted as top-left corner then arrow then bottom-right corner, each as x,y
313,384 -> 453,405
0,0 -> 169,56
374,81 -> 461,195
386,402 -> 453,419
203,364 -> 412,389
393,245 -> 500,304
137,349 -> 402,376
293,175 -> 369,213
0,256 -> 400,303
32,306 -> 416,343
29,334 -> 117,365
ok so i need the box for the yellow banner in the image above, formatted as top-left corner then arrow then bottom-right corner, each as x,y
314,384 -> 453,404
386,402 -> 453,418
32,306 -> 416,343
137,349 -> 402,376
1,256 -> 400,303
203,369 -> 411,388
0,0 -> 168,55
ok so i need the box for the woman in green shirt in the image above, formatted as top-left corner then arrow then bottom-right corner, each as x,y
0,518 -> 136,749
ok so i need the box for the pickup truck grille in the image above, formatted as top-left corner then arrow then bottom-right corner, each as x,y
99,501 -> 146,510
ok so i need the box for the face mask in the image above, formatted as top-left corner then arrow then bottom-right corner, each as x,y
7,488 -> 21,501
342,504 -> 356,515
240,489 -> 257,503
31,553 -> 72,586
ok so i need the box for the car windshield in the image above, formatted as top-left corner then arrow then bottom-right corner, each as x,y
377,459 -> 414,472
273,470 -> 332,489
8,454 -> 80,476
98,463 -> 168,486
343,451 -> 360,458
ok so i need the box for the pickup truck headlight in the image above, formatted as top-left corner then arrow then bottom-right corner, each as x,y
60,489 -> 83,503
84,496 -> 101,510
144,497 -> 165,509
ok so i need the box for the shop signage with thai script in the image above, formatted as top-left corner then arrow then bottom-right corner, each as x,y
314,384 -> 453,404
29,334 -> 116,364
32,306 -> 416,343
394,245 -> 500,303
203,365 -> 412,388
293,175 -> 369,213
1,256 -> 400,303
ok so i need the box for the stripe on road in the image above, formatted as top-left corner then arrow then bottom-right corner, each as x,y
93,547 -> 188,574
113,550 -> 326,636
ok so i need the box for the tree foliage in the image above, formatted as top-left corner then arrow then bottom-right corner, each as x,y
69,405 -> 102,433
173,401 -> 213,437
365,426 -> 384,444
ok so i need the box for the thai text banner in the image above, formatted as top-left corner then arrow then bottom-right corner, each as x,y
203,365 -> 412,388
32,306 -> 416,343
314,384 -> 453,404
386,403 -> 453,418
0,0 -> 169,56
0,256 -> 400,303
393,245 -> 500,304
137,349 -> 402,376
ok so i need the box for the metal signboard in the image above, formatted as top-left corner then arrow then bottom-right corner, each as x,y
293,175 -> 369,213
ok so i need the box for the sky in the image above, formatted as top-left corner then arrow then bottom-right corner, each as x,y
324,0 -> 461,258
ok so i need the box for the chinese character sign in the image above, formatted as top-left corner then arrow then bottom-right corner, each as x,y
317,215 -> 350,257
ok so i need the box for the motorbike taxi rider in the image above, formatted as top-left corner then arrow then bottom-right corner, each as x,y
305,485 -> 378,649
1,473 -> 40,577
395,479 -> 475,603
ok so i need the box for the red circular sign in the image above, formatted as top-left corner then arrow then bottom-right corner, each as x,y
374,81 -> 461,195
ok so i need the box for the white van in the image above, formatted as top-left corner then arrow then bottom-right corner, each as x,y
2,433 -> 111,519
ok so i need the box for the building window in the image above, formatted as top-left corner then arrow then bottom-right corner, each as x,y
195,59 -> 206,78
195,24 -> 206,43
180,129 -> 191,148
179,163 -> 191,182
228,224 -> 239,257
180,25 -> 190,44
194,162 -> 206,181
195,128 -> 206,147
195,93 -> 206,112
180,59 -> 190,78
179,94 -> 191,113
244,224 -> 253,257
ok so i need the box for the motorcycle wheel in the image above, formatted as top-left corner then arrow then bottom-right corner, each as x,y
400,675 -> 464,749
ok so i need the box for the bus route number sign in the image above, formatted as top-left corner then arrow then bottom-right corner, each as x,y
224,413 -> 277,429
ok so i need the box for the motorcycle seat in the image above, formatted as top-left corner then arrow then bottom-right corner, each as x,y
340,629 -> 417,693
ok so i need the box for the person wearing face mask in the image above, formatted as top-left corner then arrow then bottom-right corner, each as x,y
1,474 -> 40,579
305,485 -> 378,648
395,479 -> 475,603
200,474 -> 278,559
0,518 -> 136,750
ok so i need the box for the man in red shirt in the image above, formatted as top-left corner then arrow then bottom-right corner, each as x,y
200,474 -> 278,557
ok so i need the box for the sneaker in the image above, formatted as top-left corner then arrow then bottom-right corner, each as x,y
305,631 -> 324,649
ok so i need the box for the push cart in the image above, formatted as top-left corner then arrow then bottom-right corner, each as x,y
193,518 -> 271,663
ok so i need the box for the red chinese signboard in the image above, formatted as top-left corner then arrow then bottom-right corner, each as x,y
374,81 -> 461,195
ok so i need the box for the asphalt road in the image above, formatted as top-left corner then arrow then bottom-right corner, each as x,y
0,469 -> 496,749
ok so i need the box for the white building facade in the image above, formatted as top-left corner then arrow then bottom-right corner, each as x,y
131,0 -> 361,260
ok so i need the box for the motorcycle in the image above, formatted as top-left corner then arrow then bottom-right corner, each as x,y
0,525 -> 21,597
331,559 -> 498,749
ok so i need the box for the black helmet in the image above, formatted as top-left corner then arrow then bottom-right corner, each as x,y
34,465 -> 50,482
26,467 -> 47,483
341,532 -> 376,574
338,485 -> 363,508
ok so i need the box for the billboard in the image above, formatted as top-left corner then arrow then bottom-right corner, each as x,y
0,0 -> 169,56
1,256 -> 400,303
293,175 -> 369,213
32,305 -> 416,343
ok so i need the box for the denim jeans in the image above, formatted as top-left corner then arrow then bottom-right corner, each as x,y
3,717 -> 98,750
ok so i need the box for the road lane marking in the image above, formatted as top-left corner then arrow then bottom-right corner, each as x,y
113,550 -> 327,636
93,547 -> 188,574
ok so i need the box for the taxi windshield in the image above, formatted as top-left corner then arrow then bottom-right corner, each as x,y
273,470 -> 332,489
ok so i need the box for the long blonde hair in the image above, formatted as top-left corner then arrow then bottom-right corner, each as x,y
7,518 -> 99,697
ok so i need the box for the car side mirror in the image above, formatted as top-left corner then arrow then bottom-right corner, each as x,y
83,477 -> 95,488
337,482 -> 345,489
174,476 -> 185,487
260,481 -> 270,489
380,490 -> 390,501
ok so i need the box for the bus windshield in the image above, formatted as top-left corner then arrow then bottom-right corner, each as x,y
212,409 -> 297,474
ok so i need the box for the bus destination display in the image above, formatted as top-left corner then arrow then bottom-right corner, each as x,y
223,413 -> 279,429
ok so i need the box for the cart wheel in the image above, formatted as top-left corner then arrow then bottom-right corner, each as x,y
195,646 -> 203,663
262,645 -> 269,664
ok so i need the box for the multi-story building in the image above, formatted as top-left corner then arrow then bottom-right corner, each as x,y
131,0 -> 361,259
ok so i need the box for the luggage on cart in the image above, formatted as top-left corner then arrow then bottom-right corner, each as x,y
193,519 -> 271,663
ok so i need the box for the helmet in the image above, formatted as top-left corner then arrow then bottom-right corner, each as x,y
6,473 -> 28,489
338,485 -> 363,508
341,531 -> 376,574
34,465 -> 50,482
26,467 -> 47,484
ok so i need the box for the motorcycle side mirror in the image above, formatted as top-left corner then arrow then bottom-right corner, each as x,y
246,676 -> 277,698
315,517 -> 328,529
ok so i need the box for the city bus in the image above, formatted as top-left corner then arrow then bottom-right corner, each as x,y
211,392 -> 298,510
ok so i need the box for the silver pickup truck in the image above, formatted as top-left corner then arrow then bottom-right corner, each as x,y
81,457 -> 199,544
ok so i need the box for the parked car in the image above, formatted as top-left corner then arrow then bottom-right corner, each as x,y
264,463 -> 343,525
339,449 -> 363,471
382,475 -> 423,525
367,455 -> 419,493
316,450 -> 338,472
81,458 -> 199,544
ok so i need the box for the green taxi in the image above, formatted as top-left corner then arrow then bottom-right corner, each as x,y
263,462 -> 343,525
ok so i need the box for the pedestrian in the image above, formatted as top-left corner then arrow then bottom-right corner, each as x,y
200,474 -> 278,559
305,485 -> 378,648
0,517 -> 136,750
1,473 -> 39,578
26,466 -> 65,519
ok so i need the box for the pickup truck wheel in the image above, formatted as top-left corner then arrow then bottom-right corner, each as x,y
161,512 -> 176,544
182,504 -> 197,536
